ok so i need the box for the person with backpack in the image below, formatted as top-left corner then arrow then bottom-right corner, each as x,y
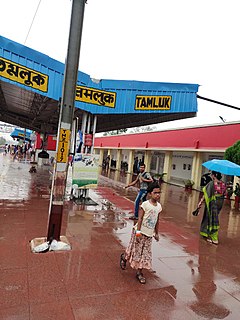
125,163 -> 153,220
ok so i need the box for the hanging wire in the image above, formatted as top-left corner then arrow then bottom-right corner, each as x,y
197,94 -> 240,111
24,0 -> 42,45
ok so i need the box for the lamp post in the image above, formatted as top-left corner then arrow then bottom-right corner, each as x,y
47,0 -> 87,241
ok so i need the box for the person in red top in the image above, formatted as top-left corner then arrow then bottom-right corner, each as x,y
198,171 -> 226,245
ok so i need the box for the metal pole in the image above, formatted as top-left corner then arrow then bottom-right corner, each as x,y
70,118 -> 77,155
47,0 -> 86,241
81,112 -> 88,154
90,115 -> 97,154
87,114 -> 91,134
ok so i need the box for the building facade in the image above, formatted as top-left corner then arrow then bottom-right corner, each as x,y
94,122 -> 240,189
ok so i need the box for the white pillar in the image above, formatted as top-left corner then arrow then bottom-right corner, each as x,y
144,150 -> 151,172
126,149 -> 134,185
191,152 -> 203,190
98,149 -> 104,173
163,151 -> 173,183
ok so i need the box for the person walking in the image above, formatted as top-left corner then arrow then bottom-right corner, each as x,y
197,171 -> 226,245
125,163 -> 153,220
105,155 -> 110,171
133,157 -> 139,174
120,181 -> 162,284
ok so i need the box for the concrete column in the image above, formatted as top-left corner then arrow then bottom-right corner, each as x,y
187,189 -> 201,222
98,149 -> 104,173
144,150 -> 152,172
107,149 -> 112,177
126,149 -> 134,185
90,115 -> 97,154
116,149 -> 122,171
191,152 -> 203,190
47,0 -> 86,241
163,151 -> 173,183
114,149 -> 122,182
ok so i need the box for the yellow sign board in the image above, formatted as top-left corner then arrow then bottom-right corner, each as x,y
57,129 -> 70,163
135,95 -> 171,110
0,57 -> 48,92
75,85 -> 116,108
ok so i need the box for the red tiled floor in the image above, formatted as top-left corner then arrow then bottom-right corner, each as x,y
1,155 -> 240,319
70,291 -> 188,320
0,268 -> 28,309
62,265 -> 103,299
27,250 -> 58,269
0,244 -> 27,269
30,299 -> 75,320
28,263 -> 68,304
0,305 -> 30,320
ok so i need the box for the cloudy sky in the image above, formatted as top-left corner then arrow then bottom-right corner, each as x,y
0,0 -> 239,131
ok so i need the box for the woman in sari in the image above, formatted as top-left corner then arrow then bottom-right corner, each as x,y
197,171 -> 226,245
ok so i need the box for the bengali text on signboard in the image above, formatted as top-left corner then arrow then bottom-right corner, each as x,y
0,57 -> 48,92
75,85 -> 116,108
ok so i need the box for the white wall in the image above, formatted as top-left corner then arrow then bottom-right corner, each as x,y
150,152 -> 165,174
171,152 -> 193,180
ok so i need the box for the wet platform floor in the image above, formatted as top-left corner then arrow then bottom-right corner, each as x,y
0,154 -> 240,320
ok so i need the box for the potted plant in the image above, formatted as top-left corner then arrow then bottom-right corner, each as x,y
184,179 -> 194,190
234,183 -> 240,209
153,173 -> 167,185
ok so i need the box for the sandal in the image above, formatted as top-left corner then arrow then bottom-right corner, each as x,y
129,216 -> 138,220
120,253 -> 127,270
136,272 -> 146,284
206,238 -> 219,245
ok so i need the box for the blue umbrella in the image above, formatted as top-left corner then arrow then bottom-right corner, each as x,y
202,159 -> 240,176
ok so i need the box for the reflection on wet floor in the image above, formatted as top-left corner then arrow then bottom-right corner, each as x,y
1,154 -> 240,319
93,175 -> 240,319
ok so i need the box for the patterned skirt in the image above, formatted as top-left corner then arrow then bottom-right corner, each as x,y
200,197 -> 223,238
125,229 -> 153,270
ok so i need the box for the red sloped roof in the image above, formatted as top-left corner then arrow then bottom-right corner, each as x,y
94,123 -> 240,150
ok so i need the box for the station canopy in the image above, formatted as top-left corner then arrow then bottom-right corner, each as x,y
0,36 -> 199,134
10,128 -> 32,142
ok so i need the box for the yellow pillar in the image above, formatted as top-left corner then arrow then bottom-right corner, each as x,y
126,150 -> 134,185
116,149 -> 122,172
191,152 -> 203,190
187,189 -> 201,222
163,151 -> 172,183
144,150 -> 151,172
98,149 -> 104,168
114,149 -> 122,181
106,149 -> 112,177
107,149 -> 112,166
